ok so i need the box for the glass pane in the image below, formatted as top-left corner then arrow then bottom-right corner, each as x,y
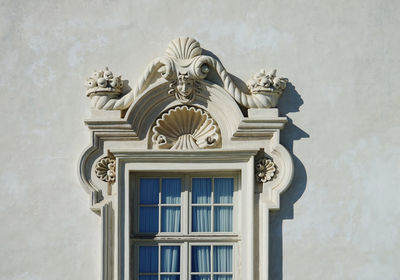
161,276 -> 180,280
213,276 -> 232,280
191,246 -> 210,272
213,246 -> 232,272
214,206 -> 233,232
140,178 -> 159,204
192,178 -> 211,204
139,276 -> 158,280
161,246 -> 180,272
139,246 -> 158,273
192,206 -> 211,232
161,206 -> 181,232
214,178 -> 233,204
192,276 -> 211,280
139,207 -> 158,232
162,178 -> 181,204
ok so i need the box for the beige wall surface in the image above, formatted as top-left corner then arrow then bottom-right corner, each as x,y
1,0 -> 399,279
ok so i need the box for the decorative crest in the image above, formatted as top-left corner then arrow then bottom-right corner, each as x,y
166,37 -> 202,60
84,37 -> 288,110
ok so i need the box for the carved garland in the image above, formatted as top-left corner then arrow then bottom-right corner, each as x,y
151,106 -> 220,150
85,37 -> 287,110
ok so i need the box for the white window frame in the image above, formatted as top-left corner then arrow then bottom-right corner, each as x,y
130,172 -> 239,280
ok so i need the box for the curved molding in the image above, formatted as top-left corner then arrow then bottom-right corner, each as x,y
264,144 -> 294,209
151,106 -> 220,150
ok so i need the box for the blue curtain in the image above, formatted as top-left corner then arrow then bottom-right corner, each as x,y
161,246 -> 180,272
161,179 -> 181,232
139,246 -> 158,273
192,178 -> 211,232
139,277 -> 158,280
192,246 -> 210,272
139,179 -> 160,232
192,206 -> 211,232
161,276 -> 180,280
140,178 -> 159,204
192,276 -> 210,280
214,178 -> 233,232
162,206 -> 181,232
162,179 -> 181,204
213,276 -> 232,280
214,206 -> 233,232
213,246 -> 232,272
192,178 -> 211,203
140,207 -> 158,232
214,178 -> 233,203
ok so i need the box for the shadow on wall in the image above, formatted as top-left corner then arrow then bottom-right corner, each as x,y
269,83 -> 309,280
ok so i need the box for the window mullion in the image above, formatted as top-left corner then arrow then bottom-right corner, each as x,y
159,178 -> 161,234
158,245 -> 161,280
211,178 -> 214,232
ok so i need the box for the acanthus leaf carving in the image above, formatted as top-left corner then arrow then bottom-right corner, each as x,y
84,37 -> 288,111
151,106 -> 220,150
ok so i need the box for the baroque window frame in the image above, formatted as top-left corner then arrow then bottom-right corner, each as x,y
78,37 -> 294,280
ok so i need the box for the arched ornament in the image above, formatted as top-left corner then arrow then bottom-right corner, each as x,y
78,37 -> 295,280
85,37 -> 287,110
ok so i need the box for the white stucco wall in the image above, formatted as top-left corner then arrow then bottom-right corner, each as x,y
1,0 -> 399,279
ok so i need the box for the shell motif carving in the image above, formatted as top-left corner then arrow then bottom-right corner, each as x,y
152,106 -> 220,150
95,157 -> 116,183
255,158 -> 276,183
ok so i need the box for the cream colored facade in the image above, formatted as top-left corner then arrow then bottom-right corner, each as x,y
1,1 -> 400,280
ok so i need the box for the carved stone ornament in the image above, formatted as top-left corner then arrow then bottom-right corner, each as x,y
255,158 -> 276,183
84,37 -> 288,110
78,37 -> 296,280
152,106 -> 220,150
247,69 -> 287,107
85,67 -> 123,108
95,156 -> 116,183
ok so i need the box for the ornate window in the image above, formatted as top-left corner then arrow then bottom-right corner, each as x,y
79,37 -> 294,280
131,174 -> 237,280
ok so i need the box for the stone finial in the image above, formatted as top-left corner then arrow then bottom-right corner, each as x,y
85,67 -> 123,97
246,69 -> 288,108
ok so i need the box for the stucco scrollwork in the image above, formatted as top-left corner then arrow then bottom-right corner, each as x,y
255,158 -> 276,183
95,156 -> 116,183
84,37 -> 288,110
152,106 -> 220,150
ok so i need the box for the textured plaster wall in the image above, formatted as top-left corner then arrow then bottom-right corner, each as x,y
1,0 -> 399,279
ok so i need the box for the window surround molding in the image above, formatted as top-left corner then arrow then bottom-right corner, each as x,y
78,37 -> 294,280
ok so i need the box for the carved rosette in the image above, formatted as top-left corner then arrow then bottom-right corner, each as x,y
255,158 -> 276,183
95,157 -> 116,183
152,106 -> 220,150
